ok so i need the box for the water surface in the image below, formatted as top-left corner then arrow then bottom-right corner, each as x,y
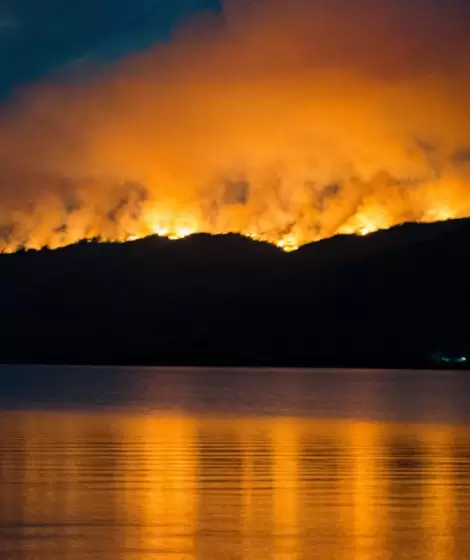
0,366 -> 469,559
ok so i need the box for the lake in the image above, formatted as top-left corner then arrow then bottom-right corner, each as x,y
0,366 -> 470,559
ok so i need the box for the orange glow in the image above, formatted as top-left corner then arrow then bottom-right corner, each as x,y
276,234 -> 299,252
1,0 -> 470,253
0,411 -> 464,559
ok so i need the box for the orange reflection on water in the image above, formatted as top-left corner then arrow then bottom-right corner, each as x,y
0,412 -> 468,559
420,427 -> 455,560
347,421 -> 383,560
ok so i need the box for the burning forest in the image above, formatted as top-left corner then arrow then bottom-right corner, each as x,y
1,0 -> 470,253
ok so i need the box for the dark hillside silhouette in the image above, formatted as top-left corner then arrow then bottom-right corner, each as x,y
0,219 -> 469,368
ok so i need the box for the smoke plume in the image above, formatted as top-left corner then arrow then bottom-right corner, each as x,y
2,0 -> 470,251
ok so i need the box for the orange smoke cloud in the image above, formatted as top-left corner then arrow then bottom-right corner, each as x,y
1,0 -> 470,251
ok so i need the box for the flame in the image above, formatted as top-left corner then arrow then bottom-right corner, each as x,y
1,0 -> 470,254
0,191 -> 464,254
276,235 -> 299,253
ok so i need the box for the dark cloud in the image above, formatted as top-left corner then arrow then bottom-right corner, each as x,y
0,0 -> 221,97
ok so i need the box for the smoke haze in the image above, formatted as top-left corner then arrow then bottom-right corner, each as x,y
1,0 -> 470,251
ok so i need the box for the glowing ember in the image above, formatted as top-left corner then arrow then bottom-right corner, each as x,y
357,227 -> 376,237
276,235 -> 299,252
151,225 -> 170,237
168,226 -> 197,240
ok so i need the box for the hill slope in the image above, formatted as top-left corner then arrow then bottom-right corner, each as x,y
0,219 -> 469,367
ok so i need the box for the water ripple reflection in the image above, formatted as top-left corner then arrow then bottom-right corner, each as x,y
1,411 -> 470,559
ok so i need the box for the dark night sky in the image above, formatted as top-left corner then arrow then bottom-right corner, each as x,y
2,0 -> 470,99
0,0 -> 222,97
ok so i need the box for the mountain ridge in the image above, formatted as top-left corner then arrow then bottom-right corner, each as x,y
0,217 -> 468,368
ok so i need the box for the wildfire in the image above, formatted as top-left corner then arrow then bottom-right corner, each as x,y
275,235 -> 299,252
340,223 -> 380,238
1,0 -> 470,254
357,226 -> 377,237
0,182 -> 466,254
0,197 -> 465,254
168,226 -> 196,241
339,215 -> 385,238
